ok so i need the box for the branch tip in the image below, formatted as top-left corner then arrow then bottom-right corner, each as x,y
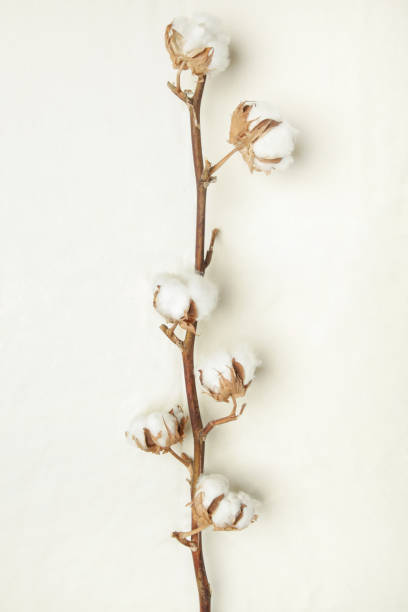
159,323 -> 184,348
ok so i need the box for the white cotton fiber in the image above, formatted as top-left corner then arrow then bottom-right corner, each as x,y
172,13 -> 230,75
126,414 -> 148,449
154,272 -> 218,322
200,350 -> 233,392
252,121 -> 297,160
211,492 -> 242,528
247,101 -> 297,170
253,155 -> 294,172
248,102 -> 281,124
154,274 -> 190,321
171,404 -> 185,423
197,473 -> 230,509
187,273 -> 218,319
144,413 -> 170,447
233,346 -> 261,385
235,491 -> 257,529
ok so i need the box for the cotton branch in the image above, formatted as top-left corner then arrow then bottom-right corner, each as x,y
167,80 -> 192,105
209,148 -> 240,175
168,447 -> 193,475
200,400 -> 246,441
172,525 -> 206,551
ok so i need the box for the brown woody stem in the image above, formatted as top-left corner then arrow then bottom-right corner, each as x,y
183,74 -> 212,612
168,72 -> 214,611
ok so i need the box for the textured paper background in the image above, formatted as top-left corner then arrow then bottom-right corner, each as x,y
1,1 -> 408,610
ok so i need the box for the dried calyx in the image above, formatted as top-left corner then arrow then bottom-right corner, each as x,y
199,348 -> 261,403
194,474 -> 258,531
165,13 -> 230,76
153,272 -> 218,333
126,406 -> 187,454
230,101 -> 297,173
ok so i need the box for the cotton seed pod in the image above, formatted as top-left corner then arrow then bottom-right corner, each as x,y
165,13 -> 230,76
193,474 -> 258,532
229,101 -> 297,174
153,273 -> 218,332
126,406 -> 187,455
198,348 -> 261,403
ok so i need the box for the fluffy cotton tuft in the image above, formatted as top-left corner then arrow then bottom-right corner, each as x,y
186,273 -> 218,319
196,473 -> 230,509
248,101 -> 298,172
153,274 -> 191,321
172,13 -> 230,75
153,272 -> 218,324
211,492 -> 242,528
199,350 -> 233,393
232,345 -> 262,385
235,492 -> 257,529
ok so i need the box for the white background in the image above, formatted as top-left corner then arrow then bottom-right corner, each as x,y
1,1 -> 408,610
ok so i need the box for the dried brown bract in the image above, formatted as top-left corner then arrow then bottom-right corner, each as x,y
165,23 -> 214,76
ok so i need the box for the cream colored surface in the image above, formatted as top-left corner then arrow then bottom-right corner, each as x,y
1,1 -> 408,610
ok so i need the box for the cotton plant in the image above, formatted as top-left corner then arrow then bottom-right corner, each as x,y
126,12 -> 298,611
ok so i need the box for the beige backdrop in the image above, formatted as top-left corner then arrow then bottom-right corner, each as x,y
1,0 -> 408,610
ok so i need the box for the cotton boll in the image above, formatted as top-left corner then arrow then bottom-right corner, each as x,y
187,273 -> 218,319
197,473 -> 230,509
211,492 -> 242,528
229,100 -> 297,173
170,13 -> 230,75
193,475 -> 258,532
199,350 -> 233,392
126,407 -> 187,454
153,274 -> 190,321
199,346 -> 259,402
233,346 -> 261,385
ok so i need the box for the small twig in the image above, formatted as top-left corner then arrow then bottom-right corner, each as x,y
168,447 -> 193,475
160,323 -> 184,348
200,159 -> 216,189
204,228 -> 220,270
167,81 -> 192,105
209,147 -> 240,175
172,526 -> 206,551
200,400 -> 247,441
